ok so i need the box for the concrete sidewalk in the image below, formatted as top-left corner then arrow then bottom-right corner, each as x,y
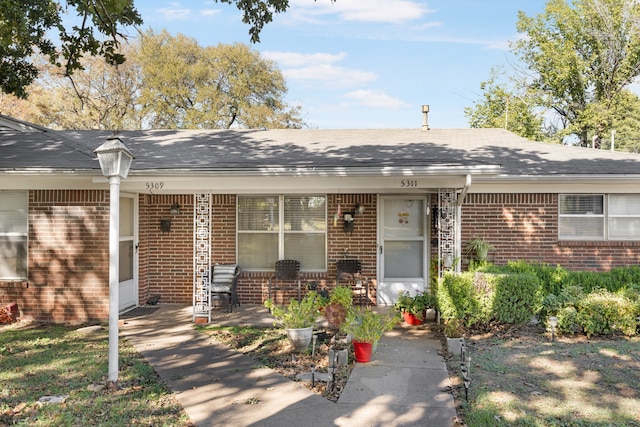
120,305 -> 458,427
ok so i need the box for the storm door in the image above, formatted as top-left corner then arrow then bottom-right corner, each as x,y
119,194 -> 137,311
377,196 -> 428,304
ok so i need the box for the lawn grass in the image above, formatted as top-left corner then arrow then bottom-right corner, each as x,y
0,322 -> 192,426
447,326 -> 640,427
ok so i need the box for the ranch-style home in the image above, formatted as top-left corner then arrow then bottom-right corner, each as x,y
2,109 -> 640,324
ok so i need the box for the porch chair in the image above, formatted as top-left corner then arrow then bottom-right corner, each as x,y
268,259 -> 302,302
336,259 -> 369,306
210,264 -> 241,313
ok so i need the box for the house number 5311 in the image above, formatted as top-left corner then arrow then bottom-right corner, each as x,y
400,180 -> 418,188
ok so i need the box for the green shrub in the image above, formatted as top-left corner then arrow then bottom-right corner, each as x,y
556,305 -> 581,335
437,272 -> 477,329
492,273 -> 539,325
576,289 -> 637,337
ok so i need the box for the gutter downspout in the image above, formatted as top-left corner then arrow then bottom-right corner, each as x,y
455,174 -> 472,272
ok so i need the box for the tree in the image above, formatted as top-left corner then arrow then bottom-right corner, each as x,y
137,30 -> 303,129
464,67 -> 549,142
1,30 -> 304,130
0,0 -> 142,99
512,0 -> 640,146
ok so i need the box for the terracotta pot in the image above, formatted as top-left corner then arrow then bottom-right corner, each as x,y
352,340 -> 373,363
403,311 -> 424,326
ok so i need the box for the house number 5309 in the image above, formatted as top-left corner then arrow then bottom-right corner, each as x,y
146,182 -> 164,190
400,180 -> 418,188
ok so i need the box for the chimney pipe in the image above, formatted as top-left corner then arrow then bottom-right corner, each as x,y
421,105 -> 430,131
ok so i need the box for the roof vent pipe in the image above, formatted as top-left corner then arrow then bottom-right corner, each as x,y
421,105 -> 430,131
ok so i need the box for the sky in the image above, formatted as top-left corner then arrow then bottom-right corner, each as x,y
129,0 -> 547,129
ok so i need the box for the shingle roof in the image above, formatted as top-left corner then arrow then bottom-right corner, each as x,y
2,119 -> 640,177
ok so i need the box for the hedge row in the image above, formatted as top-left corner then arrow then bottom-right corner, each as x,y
435,261 -> 640,337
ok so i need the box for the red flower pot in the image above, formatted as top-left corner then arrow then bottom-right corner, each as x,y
403,311 -> 424,326
352,340 -> 373,363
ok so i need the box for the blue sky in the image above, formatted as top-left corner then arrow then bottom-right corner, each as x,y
130,1 -> 546,129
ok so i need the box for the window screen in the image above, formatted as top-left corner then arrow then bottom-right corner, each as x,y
238,195 -> 326,271
0,192 -> 28,280
609,195 -> 640,239
559,194 -> 640,241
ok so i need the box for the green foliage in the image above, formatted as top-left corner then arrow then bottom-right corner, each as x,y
330,285 -> 353,308
512,0 -> 640,146
0,0 -> 142,98
465,236 -> 494,262
264,291 -> 321,329
340,307 -> 398,343
393,290 -> 437,321
437,272 -> 478,330
214,0 -> 336,43
464,67 -> 548,141
492,273 -> 540,325
137,30 -> 304,130
576,289 -> 638,337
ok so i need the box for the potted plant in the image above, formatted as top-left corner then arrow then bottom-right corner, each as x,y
444,318 -> 465,355
340,307 -> 398,362
465,236 -> 494,262
322,285 -> 352,330
394,290 -> 437,325
264,291 -> 322,350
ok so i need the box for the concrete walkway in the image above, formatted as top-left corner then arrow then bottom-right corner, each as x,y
120,305 -> 458,427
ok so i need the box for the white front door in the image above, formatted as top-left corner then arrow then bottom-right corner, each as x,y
119,194 -> 137,311
377,196 -> 429,305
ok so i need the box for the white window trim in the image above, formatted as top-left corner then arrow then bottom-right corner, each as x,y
237,194 -> 327,272
559,194 -> 640,241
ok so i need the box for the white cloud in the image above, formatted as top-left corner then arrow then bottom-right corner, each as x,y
157,3 -> 191,20
200,9 -> 220,17
262,51 -> 376,87
287,64 -> 377,86
290,0 -> 432,23
342,90 -> 410,109
262,51 -> 347,67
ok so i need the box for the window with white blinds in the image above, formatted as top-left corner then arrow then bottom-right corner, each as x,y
238,195 -> 326,271
0,191 -> 28,280
559,194 -> 640,240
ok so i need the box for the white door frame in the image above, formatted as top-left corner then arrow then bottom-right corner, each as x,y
377,195 -> 430,305
119,193 -> 138,311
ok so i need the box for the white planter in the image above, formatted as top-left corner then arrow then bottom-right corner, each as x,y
446,337 -> 465,357
286,326 -> 314,350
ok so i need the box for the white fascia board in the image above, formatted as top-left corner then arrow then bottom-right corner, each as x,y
472,174 -> 640,193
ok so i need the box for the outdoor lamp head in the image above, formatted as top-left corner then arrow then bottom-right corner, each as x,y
94,136 -> 134,179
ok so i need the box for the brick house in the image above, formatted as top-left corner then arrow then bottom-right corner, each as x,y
2,112 -> 640,323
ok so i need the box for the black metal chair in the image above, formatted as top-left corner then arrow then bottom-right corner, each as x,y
268,259 -> 301,302
210,264 -> 241,313
336,259 -> 369,306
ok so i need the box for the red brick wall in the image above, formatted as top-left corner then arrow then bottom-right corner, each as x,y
141,194 -> 194,304
0,190 -> 110,323
461,193 -> 640,270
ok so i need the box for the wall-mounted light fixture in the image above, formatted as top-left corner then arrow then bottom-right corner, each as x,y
160,219 -> 171,233
343,211 -> 354,233
170,202 -> 181,215
342,203 -> 365,233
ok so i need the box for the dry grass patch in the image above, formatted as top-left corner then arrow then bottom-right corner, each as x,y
447,325 -> 640,426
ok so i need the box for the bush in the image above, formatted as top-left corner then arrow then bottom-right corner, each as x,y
492,273 -> 539,325
437,272 -> 477,330
576,289 -> 637,337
